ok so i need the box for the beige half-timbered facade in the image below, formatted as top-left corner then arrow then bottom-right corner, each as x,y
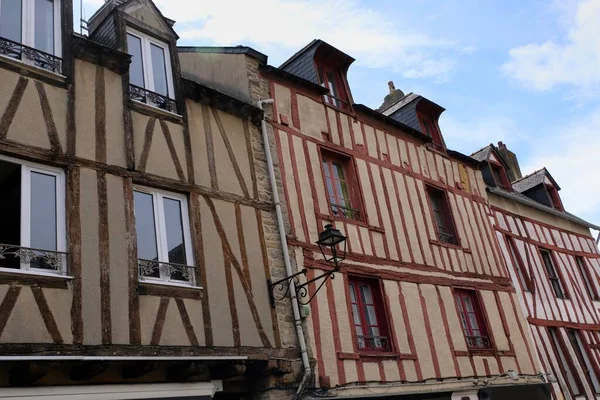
473,143 -> 600,400
261,40 -> 553,399
0,0 -> 303,398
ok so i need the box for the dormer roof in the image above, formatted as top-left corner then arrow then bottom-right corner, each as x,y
512,168 -> 561,193
379,92 -> 445,135
470,144 -> 511,170
279,39 -> 355,86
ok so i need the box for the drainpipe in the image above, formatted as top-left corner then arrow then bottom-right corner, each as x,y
257,99 -> 312,399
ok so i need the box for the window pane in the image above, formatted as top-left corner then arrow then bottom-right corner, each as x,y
30,172 -> 57,251
360,284 -> 373,304
365,304 -> 378,326
134,191 -> 158,264
34,0 -> 54,54
151,43 -> 168,96
0,0 -> 22,43
127,34 -> 145,88
351,304 -> 361,326
163,197 -> 186,266
0,160 -> 21,270
550,329 -> 581,395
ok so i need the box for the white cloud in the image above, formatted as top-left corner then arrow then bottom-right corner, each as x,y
502,0 -> 600,91
82,0 -> 469,82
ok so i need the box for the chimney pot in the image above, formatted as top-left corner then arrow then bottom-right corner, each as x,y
388,81 -> 395,94
498,141 -> 506,150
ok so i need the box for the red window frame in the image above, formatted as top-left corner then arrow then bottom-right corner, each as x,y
576,256 -> 600,301
425,185 -> 459,246
316,63 -> 349,110
348,276 -> 391,352
539,248 -> 568,299
546,184 -> 564,211
453,289 -> 492,350
548,327 -> 585,397
489,161 -> 512,191
505,236 -> 533,291
418,113 -> 444,152
321,150 -> 363,222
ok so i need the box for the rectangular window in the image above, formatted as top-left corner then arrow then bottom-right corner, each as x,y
321,151 -> 361,221
134,188 -> 195,286
540,249 -> 566,298
348,277 -> 390,352
454,289 -> 491,349
0,0 -> 61,71
426,185 -> 459,245
576,256 -> 599,301
567,329 -> 600,393
0,156 -> 66,275
549,328 -> 583,396
317,65 -> 348,110
126,29 -> 176,113
490,163 -> 511,190
419,114 -> 444,152
546,185 -> 564,211
506,236 -> 532,291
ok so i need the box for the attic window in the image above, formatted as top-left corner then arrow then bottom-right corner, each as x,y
127,29 -> 177,114
546,184 -> 563,211
490,162 -> 511,191
317,64 -> 348,110
418,113 -> 444,152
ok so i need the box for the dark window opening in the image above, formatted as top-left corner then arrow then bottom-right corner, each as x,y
348,277 -> 391,352
506,236 -> 532,291
454,289 -> 491,349
426,185 -> 458,245
0,160 -> 21,270
322,151 -> 361,221
419,114 -> 444,152
546,185 -> 564,211
549,327 -> 583,396
576,256 -> 599,301
566,329 -> 600,393
317,64 -> 348,110
540,249 -> 566,299
490,162 -> 511,191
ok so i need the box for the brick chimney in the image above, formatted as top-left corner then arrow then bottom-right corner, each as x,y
497,141 -> 522,182
377,81 -> 405,113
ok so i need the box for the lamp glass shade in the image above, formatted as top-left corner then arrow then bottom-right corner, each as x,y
316,224 -> 346,246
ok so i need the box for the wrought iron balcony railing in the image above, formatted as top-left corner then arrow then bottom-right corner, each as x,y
129,84 -> 177,114
331,204 -> 361,221
0,243 -> 67,274
438,231 -> 459,246
138,258 -> 196,284
357,335 -> 391,351
466,335 -> 491,349
0,36 -> 62,74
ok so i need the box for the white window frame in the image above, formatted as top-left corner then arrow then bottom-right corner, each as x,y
126,28 -> 174,100
0,0 -> 62,56
0,154 -> 66,276
133,186 -> 195,287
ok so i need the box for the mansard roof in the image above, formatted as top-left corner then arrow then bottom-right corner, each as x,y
470,144 -> 511,170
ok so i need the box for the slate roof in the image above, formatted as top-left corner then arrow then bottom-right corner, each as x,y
488,187 -> 600,231
385,94 -> 421,132
380,92 -> 420,116
178,46 -> 268,64
470,145 -> 493,162
512,168 -> 561,192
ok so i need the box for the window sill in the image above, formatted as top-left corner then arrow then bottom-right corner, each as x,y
429,239 -> 470,253
425,144 -> 447,157
454,348 -> 512,358
138,281 -> 203,300
129,99 -> 183,124
0,53 -> 66,88
337,351 -> 417,360
0,268 -> 72,289
316,212 -> 382,232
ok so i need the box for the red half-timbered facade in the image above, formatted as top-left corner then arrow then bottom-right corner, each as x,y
473,143 -> 600,400
263,40 -> 552,399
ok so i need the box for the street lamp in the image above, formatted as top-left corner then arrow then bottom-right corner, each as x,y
268,224 -> 348,307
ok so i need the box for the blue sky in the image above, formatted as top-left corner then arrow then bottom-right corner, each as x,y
79,0 -> 600,228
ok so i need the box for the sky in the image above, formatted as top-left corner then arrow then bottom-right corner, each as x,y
78,0 -> 600,230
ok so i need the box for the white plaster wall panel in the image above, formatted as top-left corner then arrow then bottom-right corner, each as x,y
363,124 -> 378,158
398,139 -> 410,169
331,268 -> 354,353
315,269 -> 339,385
356,159 -> 379,227
359,226 -> 374,256
363,362 -> 381,381
292,135 -> 319,241
421,284 -> 454,377
383,360 -> 400,381
297,94 -> 328,139
340,114 -> 352,149
384,169 -> 411,263
346,223 -> 362,255
327,108 -> 340,145
406,176 -> 434,266
376,129 -> 388,158
386,134 -> 400,167
344,360 -> 359,383
278,131 -> 305,241
401,282 -> 435,379
406,142 -> 419,174
383,280 -> 411,353
274,83 -> 292,123
394,171 -> 423,263
425,151 -> 438,181
370,164 -> 398,260
418,148 -> 429,178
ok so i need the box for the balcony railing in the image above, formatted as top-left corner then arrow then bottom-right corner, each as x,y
0,243 -> 67,274
129,84 -> 177,114
138,258 -> 196,284
331,204 -> 361,221
466,335 -> 491,349
0,36 -> 62,74
438,231 -> 459,246
357,335 -> 390,351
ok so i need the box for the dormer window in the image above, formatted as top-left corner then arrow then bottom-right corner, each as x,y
317,64 -> 348,110
126,29 -> 177,114
418,113 -> 444,152
490,161 -> 511,191
546,184 -> 563,211
0,0 -> 62,74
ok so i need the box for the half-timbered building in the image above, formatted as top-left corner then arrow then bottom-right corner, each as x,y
261,40 -> 553,399
0,0 -> 304,398
472,143 -> 600,400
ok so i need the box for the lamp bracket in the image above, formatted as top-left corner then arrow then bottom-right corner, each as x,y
268,268 -> 339,308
